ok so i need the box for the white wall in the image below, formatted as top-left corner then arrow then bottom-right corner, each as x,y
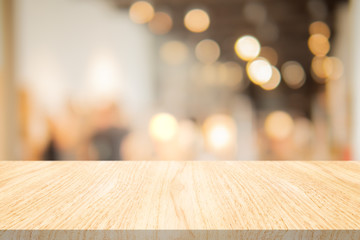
0,0 -> 18,160
0,0 -> 5,159
0,0 -> 3,68
15,0 -> 155,128
326,4 -> 350,159
351,0 -> 360,160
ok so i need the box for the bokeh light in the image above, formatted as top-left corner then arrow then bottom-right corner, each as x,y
259,46 -> 278,66
184,9 -> 210,33
198,63 -> 219,85
129,1 -> 155,24
261,66 -> 281,90
88,52 -> 121,101
312,56 -> 344,83
264,111 -> 294,141
234,35 -> 261,61
309,21 -> 331,38
246,58 -> 272,85
160,40 -> 189,65
281,61 -> 306,89
148,11 -> 173,35
218,61 -> 244,87
195,39 -> 221,64
149,113 -> 178,142
308,34 -> 330,56
203,115 -> 236,150
311,56 -> 328,80
323,57 -> 344,80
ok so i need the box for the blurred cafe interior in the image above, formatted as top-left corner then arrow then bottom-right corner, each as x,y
0,0 -> 360,161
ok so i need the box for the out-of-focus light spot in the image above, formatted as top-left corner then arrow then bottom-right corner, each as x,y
148,11 -> 173,35
311,56 -> 327,80
203,115 -> 236,150
129,1 -> 154,24
235,35 -> 261,61
218,61 -> 244,87
323,57 -> 344,80
88,53 -> 121,100
281,61 -> 306,89
160,40 -> 189,65
195,39 -> 220,64
311,56 -> 344,83
309,21 -> 331,38
243,2 -> 267,25
195,62 -> 246,88
308,34 -> 330,56
149,113 -> 178,142
246,58 -> 272,85
261,66 -> 281,90
184,9 -> 210,33
264,111 -> 294,141
209,126 -> 230,148
198,63 -> 219,85
259,46 -> 278,66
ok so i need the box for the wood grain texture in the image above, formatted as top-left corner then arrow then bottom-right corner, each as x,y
0,161 -> 360,239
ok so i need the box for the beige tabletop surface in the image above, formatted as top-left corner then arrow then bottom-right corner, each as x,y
0,161 -> 359,239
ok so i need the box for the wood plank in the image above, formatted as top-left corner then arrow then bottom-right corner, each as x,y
0,161 -> 359,239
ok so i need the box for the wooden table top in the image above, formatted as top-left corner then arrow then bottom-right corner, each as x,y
0,161 -> 359,239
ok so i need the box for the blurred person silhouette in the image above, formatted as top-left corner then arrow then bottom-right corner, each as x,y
90,102 -> 129,160
42,117 -> 60,160
42,137 -> 59,160
42,100 -> 89,160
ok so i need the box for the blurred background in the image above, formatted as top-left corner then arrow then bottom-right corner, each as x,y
0,0 -> 359,161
